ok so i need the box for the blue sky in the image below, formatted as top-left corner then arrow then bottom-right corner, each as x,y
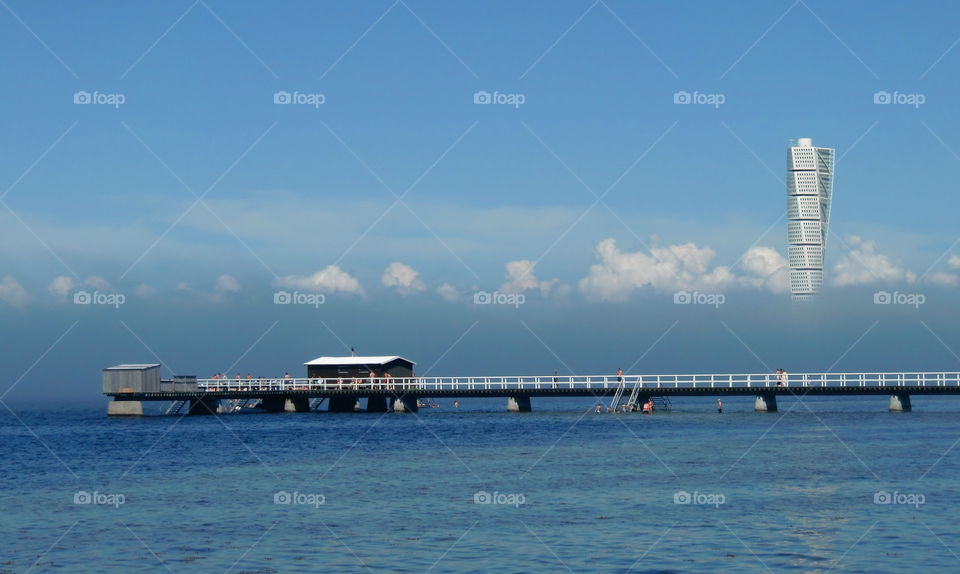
3,1 -> 960,402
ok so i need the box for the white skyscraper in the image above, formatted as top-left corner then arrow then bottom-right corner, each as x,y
787,138 -> 834,301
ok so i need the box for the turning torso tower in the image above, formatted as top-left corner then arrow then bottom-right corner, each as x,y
786,138 -> 835,301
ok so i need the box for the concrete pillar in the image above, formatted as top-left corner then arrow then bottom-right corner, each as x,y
328,396 -> 356,413
187,397 -> 219,415
392,395 -> 419,413
507,396 -> 532,412
889,393 -> 912,412
754,393 -> 778,413
366,396 -> 388,413
107,400 -> 143,416
284,397 -> 310,413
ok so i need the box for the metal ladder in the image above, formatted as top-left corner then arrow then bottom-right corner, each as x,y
610,379 -> 629,411
310,398 -> 327,411
625,381 -> 644,411
164,400 -> 187,415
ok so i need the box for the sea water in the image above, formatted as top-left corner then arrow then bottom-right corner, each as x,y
2,395 -> 959,573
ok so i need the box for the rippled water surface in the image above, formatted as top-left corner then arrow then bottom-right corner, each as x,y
2,395 -> 959,573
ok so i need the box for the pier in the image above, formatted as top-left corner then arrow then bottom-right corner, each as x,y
103,367 -> 960,415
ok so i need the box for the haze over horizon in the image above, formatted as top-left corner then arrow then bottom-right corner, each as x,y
3,1 -> 960,402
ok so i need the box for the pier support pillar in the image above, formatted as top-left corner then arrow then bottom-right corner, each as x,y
328,396 -> 356,413
366,396 -> 388,413
889,393 -> 912,412
507,396 -> 532,412
754,393 -> 778,413
392,395 -> 419,413
284,397 -> 310,413
107,400 -> 143,416
187,397 -> 219,415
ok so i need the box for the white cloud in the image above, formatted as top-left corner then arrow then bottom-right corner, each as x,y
275,265 -> 365,296
831,236 -> 915,286
436,282 -> 459,302
381,262 -> 426,295
214,274 -> 240,293
578,239 -> 739,301
0,276 -> 31,307
49,276 -> 76,298
927,272 -> 959,287
499,260 -> 559,296
925,255 -> 960,287
739,246 -> 790,294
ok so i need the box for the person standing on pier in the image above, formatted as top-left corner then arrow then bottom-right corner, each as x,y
616,367 -> 623,382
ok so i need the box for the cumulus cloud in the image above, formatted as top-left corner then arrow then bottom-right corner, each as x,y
49,276 -> 76,298
499,260 -> 559,296
214,274 -> 241,293
381,262 -> 426,295
924,254 -> 960,287
578,239 -> 740,301
927,272 -> 959,287
275,265 -> 365,296
739,246 -> 790,294
436,282 -> 459,302
50,275 -> 123,299
831,236 -> 915,286
0,276 -> 31,307
576,239 -> 796,301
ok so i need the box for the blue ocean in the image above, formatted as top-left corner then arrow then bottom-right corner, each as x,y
3,395 -> 959,573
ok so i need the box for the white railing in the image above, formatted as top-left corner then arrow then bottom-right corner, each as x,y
194,372 -> 960,393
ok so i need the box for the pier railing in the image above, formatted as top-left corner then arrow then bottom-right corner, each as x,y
195,372 -> 960,393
